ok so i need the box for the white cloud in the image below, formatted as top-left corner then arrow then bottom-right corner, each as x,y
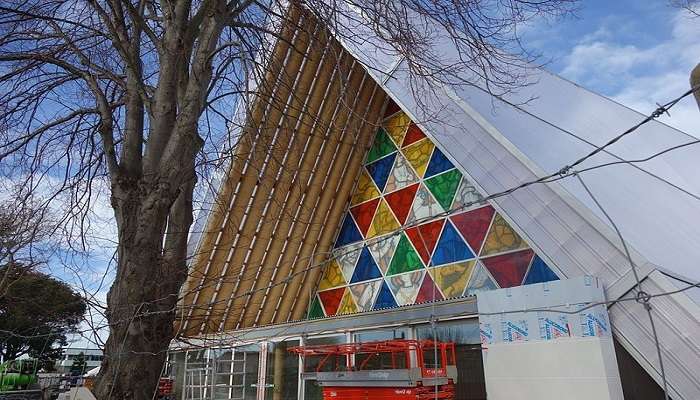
560,11 -> 700,135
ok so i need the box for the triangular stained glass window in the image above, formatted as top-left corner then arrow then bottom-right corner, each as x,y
351,169 -> 381,205
384,98 -> 401,118
406,184 -> 444,224
424,147 -> 455,178
384,111 -> 411,147
333,243 -> 362,283
318,259 -> 347,290
307,295 -> 325,319
465,262 -> 498,296
368,233 -> 401,274
480,213 -> 528,256
482,249 -> 534,288
429,260 -> 476,299
318,287 -> 345,316
384,152 -> 419,193
350,247 -> 383,283
414,273 -> 444,304
450,206 -> 495,254
366,152 -> 396,193
366,128 -> 397,164
385,183 -> 419,225
336,289 -> 358,315
402,138 -> 434,177
431,221 -> 475,266
366,199 -> 401,238
424,169 -> 462,211
387,270 -> 425,305
386,233 -> 424,276
523,255 -> 560,285
349,280 -> 382,312
405,219 -> 445,265
350,198 -> 380,237
451,176 -> 484,210
402,122 -> 426,147
374,281 -> 398,310
334,214 -> 363,248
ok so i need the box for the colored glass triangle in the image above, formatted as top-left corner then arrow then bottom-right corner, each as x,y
452,176 -> 484,210
349,280 -> 382,311
336,289 -> 358,315
384,183 -> 419,225
450,206 -> 495,254
350,247 -> 383,283
465,262 -> 498,296
431,220 -> 475,266
350,198 -> 380,237
374,281 -> 398,309
424,147 -> 455,178
402,138 -> 434,177
351,169 -> 381,205
334,214 -> 363,248
406,184 -> 444,224
405,219 -> 445,265
366,128 -> 397,164
384,112 -> 411,147
387,270 -> 424,305
429,260 -> 476,299
523,255 -> 560,285
383,98 -> 401,118
318,259 -> 347,290
424,169 -> 462,211
482,249 -> 534,288
318,287 -> 345,316
366,199 -> 401,238
415,273 -> 444,304
384,152 -> 419,193
333,243 -> 362,282
368,233 -> 401,274
403,122 -> 427,147
386,233 -> 424,276
366,152 -> 396,193
307,295 -> 325,319
480,213 -> 528,256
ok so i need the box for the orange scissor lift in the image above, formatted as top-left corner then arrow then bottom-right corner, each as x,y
289,339 -> 457,400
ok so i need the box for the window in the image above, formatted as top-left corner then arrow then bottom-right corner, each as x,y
265,339 -> 300,400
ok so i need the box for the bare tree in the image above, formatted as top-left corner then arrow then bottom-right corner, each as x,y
0,0 -> 574,398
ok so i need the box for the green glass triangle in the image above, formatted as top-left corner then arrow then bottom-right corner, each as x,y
425,169 -> 462,211
366,128 -> 397,164
387,233 -> 424,275
307,296 -> 325,319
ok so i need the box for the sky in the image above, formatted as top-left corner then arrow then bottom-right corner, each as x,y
58,1 -> 700,347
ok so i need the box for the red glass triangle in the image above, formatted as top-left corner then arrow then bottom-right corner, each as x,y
406,219 -> 445,264
481,249 -> 534,288
384,183 -> 419,225
384,98 -> 401,118
318,287 -> 345,316
350,198 -> 380,237
450,205 -> 495,253
415,273 -> 444,304
402,122 -> 427,147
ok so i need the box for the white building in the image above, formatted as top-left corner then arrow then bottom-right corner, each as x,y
55,348 -> 103,374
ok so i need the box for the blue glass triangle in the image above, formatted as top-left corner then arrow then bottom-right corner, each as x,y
424,148 -> 455,178
373,281 -> 398,309
523,255 -> 559,285
431,221 -> 475,266
334,214 -> 363,248
351,247 -> 383,283
366,152 -> 396,193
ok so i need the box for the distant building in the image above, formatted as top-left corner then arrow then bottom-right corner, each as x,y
55,348 -> 103,374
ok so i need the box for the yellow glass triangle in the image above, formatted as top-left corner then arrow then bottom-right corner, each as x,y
402,138 -> 434,178
351,169 -> 381,205
429,260 -> 476,298
337,289 -> 358,315
481,213 -> 528,256
384,112 -> 411,147
366,199 -> 401,238
318,259 -> 347,290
